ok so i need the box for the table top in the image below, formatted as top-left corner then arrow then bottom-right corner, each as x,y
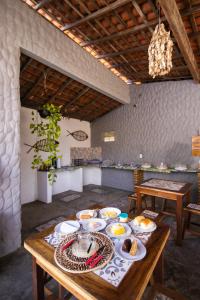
136,178 -> 192,195
24,205 -> 170,300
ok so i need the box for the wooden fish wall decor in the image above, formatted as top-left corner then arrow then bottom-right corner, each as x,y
66,130 -> 88,141
24,139 -> 59,153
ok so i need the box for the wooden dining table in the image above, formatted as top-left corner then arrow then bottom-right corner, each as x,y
135,178 -> 192,246
24,205 -> 170,300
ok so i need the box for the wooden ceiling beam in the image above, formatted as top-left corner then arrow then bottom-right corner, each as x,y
159,0 -> 200,82
34,0 -> 50,11
62,87 -> 90,113
20,57 -> 32,73
48,78 -> 73,103
21,67 -> 48,103
81,4 -> 200,47
76,94 -> 102,114
97,45 -> 148,59
61,0 -> 131,31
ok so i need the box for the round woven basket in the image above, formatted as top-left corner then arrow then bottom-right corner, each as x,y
54,232 -> 114,273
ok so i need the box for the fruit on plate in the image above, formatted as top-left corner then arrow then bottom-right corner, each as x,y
111,224 -> 125,235
103,211 -> 118,218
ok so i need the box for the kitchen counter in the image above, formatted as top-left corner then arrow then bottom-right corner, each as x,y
37,165 -> 102,203
101,165 -> 199,173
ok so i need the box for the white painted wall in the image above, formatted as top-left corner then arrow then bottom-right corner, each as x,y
0,0 -> 130,257
20,107 -> 91,204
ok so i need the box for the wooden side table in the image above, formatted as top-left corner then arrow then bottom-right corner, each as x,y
135,179 -> 192,245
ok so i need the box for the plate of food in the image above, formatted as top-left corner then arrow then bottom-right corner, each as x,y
157,162 -> 168,170
80,218 -> 107,232
116,237 -> 146,261
54,220 -> 80,237
106,223 -> 132,238
130,216 -> 157,233
141,163 -> 152,169
99,207 -> 121,219
174,164 -> 187,171
76,209 -> 97,220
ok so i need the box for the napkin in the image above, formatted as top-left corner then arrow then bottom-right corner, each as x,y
60,222 -> 78,234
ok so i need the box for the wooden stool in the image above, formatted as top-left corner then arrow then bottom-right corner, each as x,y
183,203 -> 200,238
128,193 -> 156,214
128,193 -> 145,213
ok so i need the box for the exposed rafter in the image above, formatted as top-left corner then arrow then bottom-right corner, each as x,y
22,67 -> 48,103
48,78 -> 73,103
34,0 -> 50,11
20,57 -> 32,73
159,0 -> 200,82
97,45 -> 148,59
62,87 -> 90,113
61,0 -> 131,31
80,4 -> 200,47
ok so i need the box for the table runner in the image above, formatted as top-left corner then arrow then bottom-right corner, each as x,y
44,222 -> 151,287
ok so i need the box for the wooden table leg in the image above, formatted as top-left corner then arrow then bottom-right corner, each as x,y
151,196 -> 156,211
32,257 -> 45,300
153,251 -> 164,285
176,196 -> 183,246
136,189 -> 142,214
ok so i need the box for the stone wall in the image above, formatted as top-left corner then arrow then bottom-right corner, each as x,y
92,81 -> 200,195
0,0 -> 130,257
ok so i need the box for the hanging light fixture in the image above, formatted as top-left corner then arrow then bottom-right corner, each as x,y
148,4 -> 173,78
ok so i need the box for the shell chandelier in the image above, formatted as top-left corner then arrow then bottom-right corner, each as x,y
148,23 -> 174,78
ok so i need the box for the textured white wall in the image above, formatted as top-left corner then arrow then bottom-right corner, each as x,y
6,0 -> 130,104
0,0 -> 128,256
91,81 -> 200,192
20,107 -> 91,204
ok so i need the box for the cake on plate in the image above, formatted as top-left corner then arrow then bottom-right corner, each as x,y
111,224 -> 125,235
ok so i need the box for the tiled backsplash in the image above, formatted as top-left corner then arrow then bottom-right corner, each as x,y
70,147 -> 102,161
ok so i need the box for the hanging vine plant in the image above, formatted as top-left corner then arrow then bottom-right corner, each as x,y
29,103 -> 62,184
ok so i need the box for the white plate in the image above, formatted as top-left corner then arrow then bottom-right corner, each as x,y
130,220 -> 157,233
106,223 -> 132,239
175,166 -> 187,171
99,207 -> 121,219
141,163 -> 151,169
115,237 -> 146,261
76,209 -> 97,220
54,220 -> 80,237
80,218 -> 107,232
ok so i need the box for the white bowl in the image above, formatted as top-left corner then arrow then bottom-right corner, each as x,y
99,207 -> 121,219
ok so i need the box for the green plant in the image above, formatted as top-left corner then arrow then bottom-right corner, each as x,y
30,103 -> 62,184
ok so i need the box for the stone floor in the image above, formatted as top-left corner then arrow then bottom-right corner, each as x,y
0,185 -> 200,300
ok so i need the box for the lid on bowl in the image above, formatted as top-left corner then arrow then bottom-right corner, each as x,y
119,213 -> 128,218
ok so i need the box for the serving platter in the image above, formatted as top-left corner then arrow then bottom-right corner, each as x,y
54,232 -> 114,273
